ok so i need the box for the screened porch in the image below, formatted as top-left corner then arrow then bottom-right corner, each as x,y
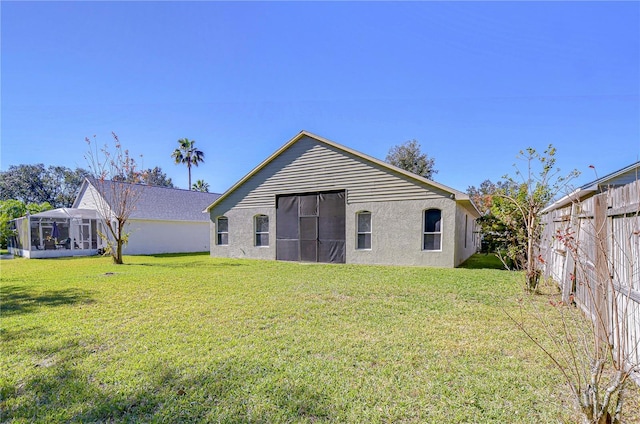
8,208 -> 106,258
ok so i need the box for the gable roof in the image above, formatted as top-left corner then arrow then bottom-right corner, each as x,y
542,161 -> 640,213
205,130 -> 480,217
74,179 -> 221,222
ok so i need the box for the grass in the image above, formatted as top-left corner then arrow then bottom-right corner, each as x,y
459,252 -> 506,270
1,254 -> 637,423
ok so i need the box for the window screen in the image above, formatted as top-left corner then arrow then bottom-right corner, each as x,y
357,211 -> 371,249
217,217 -> 228,246
299,194 -> 318,217
318,191 -> 345,263
255,215 -> 269,247
423,209 -> 442,251
276,195 -> 299,261
276,191 -> 345,263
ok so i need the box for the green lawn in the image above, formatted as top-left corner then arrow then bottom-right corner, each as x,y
0,254 -> 635,422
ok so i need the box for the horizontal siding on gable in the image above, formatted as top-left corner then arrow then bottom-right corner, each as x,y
76,184 -> 106,212
606,169 -> 639,187
225,136 -> 449,210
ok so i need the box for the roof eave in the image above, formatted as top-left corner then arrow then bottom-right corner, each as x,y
541,185 -> 597,214
456,198 -> 482,218
205,131 -> 310,212
580,161 -> 640,190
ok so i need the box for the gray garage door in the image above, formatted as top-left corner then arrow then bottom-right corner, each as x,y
276,191 -> 345,263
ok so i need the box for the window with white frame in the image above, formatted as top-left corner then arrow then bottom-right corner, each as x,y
356,211 -> 372,250
255,214 -> 269,247
423,209 -> 442,251
217,216 -> 228,246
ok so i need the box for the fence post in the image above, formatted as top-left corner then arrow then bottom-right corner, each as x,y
594,193 -> 612,352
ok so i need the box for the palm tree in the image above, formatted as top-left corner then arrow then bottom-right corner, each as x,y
192,179 -> 209,192
172,138 -> 204,190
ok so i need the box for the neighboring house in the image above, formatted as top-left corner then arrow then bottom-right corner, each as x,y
9,180 -> 221,258
206,131 -> 480,267
73,179 -> 221,255
541,161 -> 640,215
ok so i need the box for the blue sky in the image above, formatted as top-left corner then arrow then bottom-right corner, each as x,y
2,1 -> 638,194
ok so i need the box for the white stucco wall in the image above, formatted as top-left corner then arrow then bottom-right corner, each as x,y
123,219 -> 210,255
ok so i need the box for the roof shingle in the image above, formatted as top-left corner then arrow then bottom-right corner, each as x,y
84,179 -> 220,222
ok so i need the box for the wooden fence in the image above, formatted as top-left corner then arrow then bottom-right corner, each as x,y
541,180 -> 640,383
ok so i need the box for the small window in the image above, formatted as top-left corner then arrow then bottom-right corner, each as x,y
255,215 -> 269,247
217,217 -> 228,246
464,215 -> 468,249
357,211 -> 371,250
423,209 -> 442,251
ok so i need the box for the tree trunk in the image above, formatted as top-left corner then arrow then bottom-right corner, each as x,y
113,223 -> 124,264
114,240 -> 123,264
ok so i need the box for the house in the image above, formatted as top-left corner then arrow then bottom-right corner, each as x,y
541,161 -> 640,215
73,179 -> 221,255
206,131 -> 480,267
8,179 -> 222,258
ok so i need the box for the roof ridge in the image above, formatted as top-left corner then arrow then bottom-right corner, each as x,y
87,177 -> 220,195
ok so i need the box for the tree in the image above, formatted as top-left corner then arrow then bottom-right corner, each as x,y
138,167 -> 174,187
467,179 -> 515,255
115,167 -> 174,187
490,183 -> 531,269
0,164 -> 89,207
172,138 -> 204,190
467,179 -> 511,216
192,179 -> 209,192
45,166 -> 91,207
0,164 -> 49,205
0,200 -> 52,248
385,139 -> 437,179
493,145 -> 579,291
84,133 -> 144,265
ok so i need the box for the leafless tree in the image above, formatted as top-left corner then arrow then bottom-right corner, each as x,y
84,133 -> 144,264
